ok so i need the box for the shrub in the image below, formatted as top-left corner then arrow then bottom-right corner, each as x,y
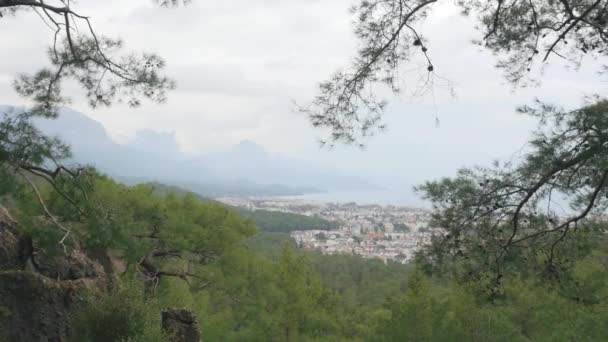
68,277 -> 163,342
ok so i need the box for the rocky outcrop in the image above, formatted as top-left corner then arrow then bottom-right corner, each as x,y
0,209 -> 105,342
33,248 -> 102,281
162,308 -> 202,342
0,209 -> 203,342
0,271 -> 94,342
0,208 -> 29,270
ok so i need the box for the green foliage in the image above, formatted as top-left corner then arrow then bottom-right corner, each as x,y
246,232 -> 295,258
393,222 -> 411,233
244,232 -> 414,339
373,266 -> 608,342
238,208 -> 338,233
0,109 -> 72,195
247,232 -> 411,307
307,253 -> 410,307
3,154 -> 608,341
143,182 -> 207,201
274,244 -> 325,340
40,175 -> 257,269
416,100 -> 608,296
68,276 -> 164,342
307,0 -> 608,145
0,0 -> 175,259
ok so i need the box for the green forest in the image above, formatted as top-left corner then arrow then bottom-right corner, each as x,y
237,209 -> 339,233
1,164 -> 608,341
2,0 -> 608,341
142,182 -> 339,233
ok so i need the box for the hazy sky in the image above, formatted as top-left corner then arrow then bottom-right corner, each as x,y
0,0 -> 605,195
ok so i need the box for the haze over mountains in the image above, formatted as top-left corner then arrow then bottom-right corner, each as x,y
5,106 -> 379,197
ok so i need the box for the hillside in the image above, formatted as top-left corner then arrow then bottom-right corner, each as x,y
139,182 -> 337,233
1,159 -> 608,341
237,208 -> 339,233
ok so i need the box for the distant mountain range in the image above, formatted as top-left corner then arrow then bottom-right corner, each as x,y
1,106 -> 379,197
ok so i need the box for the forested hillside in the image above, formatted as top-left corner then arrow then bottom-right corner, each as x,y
238,209 -> 339,233
2,170 -> 608,341
141,182 -> 339,233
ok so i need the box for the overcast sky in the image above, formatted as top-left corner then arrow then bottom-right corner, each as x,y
0,0 -> 605,200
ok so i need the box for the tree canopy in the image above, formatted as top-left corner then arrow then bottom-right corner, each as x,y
416,99 -> 608,297
303,0 -> 608,145
0,0 -> 178,246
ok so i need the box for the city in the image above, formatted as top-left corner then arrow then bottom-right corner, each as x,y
218,197 -> 445,263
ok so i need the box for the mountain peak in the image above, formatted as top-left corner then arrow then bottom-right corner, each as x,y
230,140 -> 269,158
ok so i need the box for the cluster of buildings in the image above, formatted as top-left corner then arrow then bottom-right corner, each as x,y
218,197 -> 444,264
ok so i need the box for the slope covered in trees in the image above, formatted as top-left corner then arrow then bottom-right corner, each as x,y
238,209 -> 339,233
131,182 -> 339,233
1,168 -> 607,341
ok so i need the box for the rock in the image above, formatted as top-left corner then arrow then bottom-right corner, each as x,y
0,207 -> 33,272
0,270 -> 92,342
0,209 -> 106,341
161,308 -> 201,342
0,205 -> 104,281
0,217 -> 23,270
0,208 -> 203,342
33,248 -> 102,281
0,206 -> 15,225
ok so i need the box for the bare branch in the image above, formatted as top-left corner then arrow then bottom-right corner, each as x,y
17,168 -> 71,253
